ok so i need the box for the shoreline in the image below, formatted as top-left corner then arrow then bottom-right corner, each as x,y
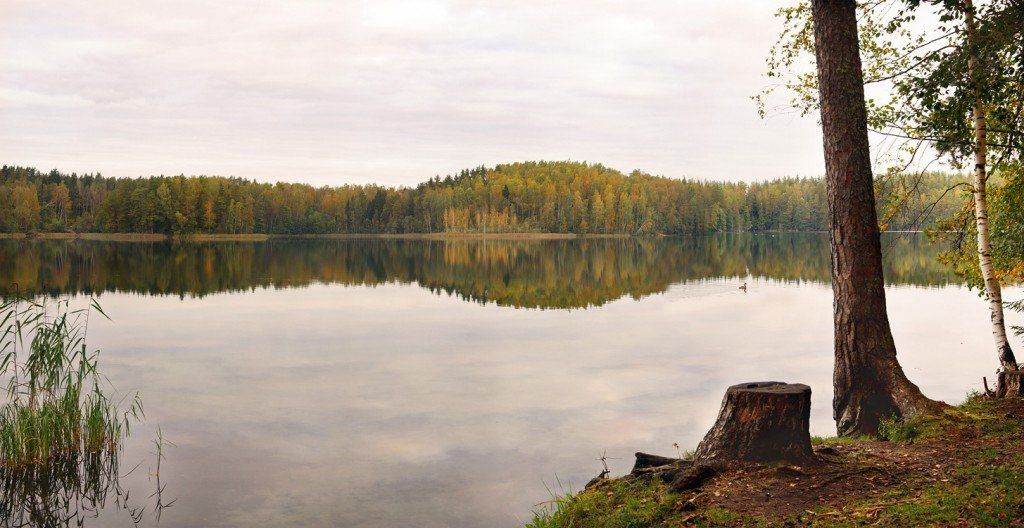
530,396 -> 1024,527
0,232 -> 619,242
0,232 -> 272,242
0,230 -> 925,242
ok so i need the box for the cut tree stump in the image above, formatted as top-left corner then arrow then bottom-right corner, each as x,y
997,370 -> 1024,399
693,381 -> 816,464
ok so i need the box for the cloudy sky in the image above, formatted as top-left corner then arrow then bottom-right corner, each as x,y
2,1 -> 828,186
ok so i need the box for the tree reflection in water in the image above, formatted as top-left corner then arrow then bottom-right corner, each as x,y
1,234 -> 957,309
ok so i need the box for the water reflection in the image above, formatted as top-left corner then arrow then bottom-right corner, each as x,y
2,234 -> 1000,528
2,453 -> 132,527
0,234 -> 956,307
1,446 -> 172,528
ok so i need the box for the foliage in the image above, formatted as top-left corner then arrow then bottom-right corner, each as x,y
0,163 -> 965,236
755,0 -> 923,132
758,0 -> 1023,163
931,165 -> 1024,333
895,0 -> 1024,164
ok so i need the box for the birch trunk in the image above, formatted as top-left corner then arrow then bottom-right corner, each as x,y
966,1 -> 1018,372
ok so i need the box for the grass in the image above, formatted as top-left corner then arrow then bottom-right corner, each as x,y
701,508 -> 741,525
876,465 -> 1024,526
810,434 -> 867,445
526,477 -> 687,528
528,397 -> 1024,528
876,416 -> 922,443
0,297 -> 141,468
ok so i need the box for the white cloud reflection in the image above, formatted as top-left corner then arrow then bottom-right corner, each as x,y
85,280 -> 1015,527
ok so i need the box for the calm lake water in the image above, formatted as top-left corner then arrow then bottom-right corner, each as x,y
1,234 -> 1020,527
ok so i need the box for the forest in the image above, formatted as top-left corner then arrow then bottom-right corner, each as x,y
0,162 -> 964,236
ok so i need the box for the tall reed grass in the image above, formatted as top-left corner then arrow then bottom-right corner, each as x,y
0,297 -> 142,469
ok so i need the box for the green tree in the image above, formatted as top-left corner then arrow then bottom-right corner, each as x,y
11,183 -> 41,231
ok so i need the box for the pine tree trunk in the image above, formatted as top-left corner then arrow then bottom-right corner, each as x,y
965,0 -> 1018,374
811,0 -> 943,436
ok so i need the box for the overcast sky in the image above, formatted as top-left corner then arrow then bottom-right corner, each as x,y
1,1 -> 830,186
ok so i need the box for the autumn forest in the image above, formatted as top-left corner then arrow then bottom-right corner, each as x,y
0,161 -> 963,236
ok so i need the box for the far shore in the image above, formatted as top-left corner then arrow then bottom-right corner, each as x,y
0,232 -> 272,242
0,232 -> 623,242
0,230 -> 929,242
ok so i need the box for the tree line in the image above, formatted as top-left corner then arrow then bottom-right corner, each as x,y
0,162 -> 964,236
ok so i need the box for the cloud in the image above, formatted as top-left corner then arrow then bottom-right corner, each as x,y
1,0 -> 826,185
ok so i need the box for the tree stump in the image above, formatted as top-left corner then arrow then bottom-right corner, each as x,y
693,381 -> 815,464
997,370 -> 1023,399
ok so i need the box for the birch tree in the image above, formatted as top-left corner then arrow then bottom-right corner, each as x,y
901,0 -> 1023,374
963,0 -> 1017,371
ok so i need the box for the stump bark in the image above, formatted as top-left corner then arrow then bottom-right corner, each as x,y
997,370 -> 1024,399
693,381 -> 815,464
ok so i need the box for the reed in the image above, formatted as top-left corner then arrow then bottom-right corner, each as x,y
0,296 -> 142,469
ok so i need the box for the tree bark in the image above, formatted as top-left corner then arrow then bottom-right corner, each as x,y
965,0 -> 1019,374
811,0 -> 943,436
693,382 -> 816,464
996,370 -> 1023,399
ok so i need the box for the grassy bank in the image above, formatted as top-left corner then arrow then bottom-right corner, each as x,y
528,396 -> 1024,527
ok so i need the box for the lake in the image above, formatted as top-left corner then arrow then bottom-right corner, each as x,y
1,234 -> 1019,527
